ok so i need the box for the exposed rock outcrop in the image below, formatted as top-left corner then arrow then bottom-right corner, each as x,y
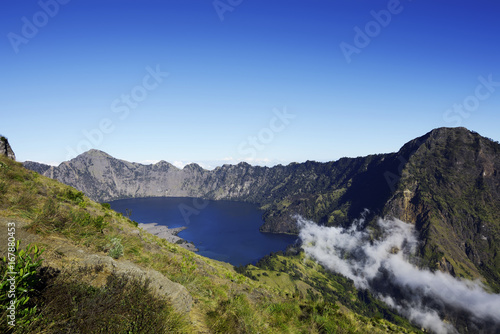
0,217 -> 193,313
383,127 -> 500,288
0,135 -> 15,160
23,160 -> 51,174
78,252 -> 193,313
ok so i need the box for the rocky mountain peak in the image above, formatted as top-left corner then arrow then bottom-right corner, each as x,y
0,135 -> 16,160
77,149 -> 113,159
183,163 -> 204,171
395,127 -> 497,164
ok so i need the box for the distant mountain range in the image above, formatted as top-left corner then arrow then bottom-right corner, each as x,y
25,127 -> 500,292
1,134 -> 426,333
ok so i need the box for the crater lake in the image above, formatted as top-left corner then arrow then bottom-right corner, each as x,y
109,197 -> 297,266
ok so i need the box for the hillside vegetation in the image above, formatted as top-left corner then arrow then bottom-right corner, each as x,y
0,154 -> 420,333
25,128 -> 500,293
384,128 -> 500,290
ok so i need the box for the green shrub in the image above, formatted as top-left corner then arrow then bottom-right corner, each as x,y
100,202 -> 111,210
108,238 -> 124,259
31,199 -> 69,231
59,188 -> 85,204
71,211 -> 109,232
8,190 -> 37,213
72,211 -> 92,226
0,180 -> 7,195
28,272 -> 190,333
0,242 -> 44,331
206,294 -> 256,333
92,215 -> 108,232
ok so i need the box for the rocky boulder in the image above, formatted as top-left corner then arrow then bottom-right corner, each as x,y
0,136 -> 15,160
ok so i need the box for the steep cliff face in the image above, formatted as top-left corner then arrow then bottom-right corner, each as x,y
23,161 -> 51,175
24,151 -> 356,201
25,151 -> 398,233
384,127 -> 500,289
0,136 -> 15,160
24,128 -> 500,290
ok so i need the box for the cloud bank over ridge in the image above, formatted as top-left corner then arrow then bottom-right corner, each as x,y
298,215 -> 500,333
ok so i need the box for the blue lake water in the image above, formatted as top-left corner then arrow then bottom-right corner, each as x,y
109,197 -> 297,266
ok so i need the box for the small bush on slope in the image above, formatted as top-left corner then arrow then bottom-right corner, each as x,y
26,272 -> 189,334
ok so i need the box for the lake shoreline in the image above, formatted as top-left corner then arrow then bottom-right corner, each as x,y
111,197 -> 297,266
139,222 -> 198,252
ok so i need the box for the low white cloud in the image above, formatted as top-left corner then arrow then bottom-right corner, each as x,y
172,161 -> 188,169
33,161 -> 60,166
141,159 -> 160,165
298,215 -> 500,333
243,157 -> 271,163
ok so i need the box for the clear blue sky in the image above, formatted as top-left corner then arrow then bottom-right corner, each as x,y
1,0 -> 499,168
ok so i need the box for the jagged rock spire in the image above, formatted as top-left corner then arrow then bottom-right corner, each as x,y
0,135 -> 16,160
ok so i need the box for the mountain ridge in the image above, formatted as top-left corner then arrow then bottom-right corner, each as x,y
0,152 -> 424,333
5,127 -> 500,332
384,127 -> 500,289
23,127 -> 500,291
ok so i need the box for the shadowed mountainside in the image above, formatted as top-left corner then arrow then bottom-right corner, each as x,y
25,127 -> 500,291
384,128 -> 500,290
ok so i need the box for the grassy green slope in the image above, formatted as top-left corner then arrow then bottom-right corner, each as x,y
240,250 -> 420,332
0,155 -> 420,333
